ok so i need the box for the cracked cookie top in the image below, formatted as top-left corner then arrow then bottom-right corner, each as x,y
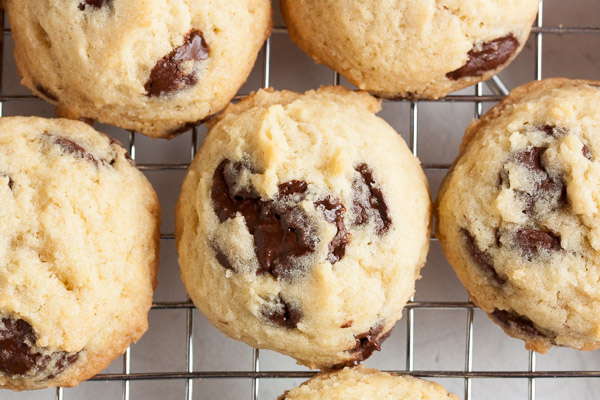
176,86 -> 431,369
437,78 -> 600,353
0,117 -> 160,389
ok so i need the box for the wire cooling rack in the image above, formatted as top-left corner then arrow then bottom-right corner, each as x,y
3,1 -> 600,399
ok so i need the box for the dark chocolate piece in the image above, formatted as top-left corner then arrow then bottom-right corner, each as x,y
2,174 -> 13,191
211,160 -> 316,279
315,197 -> 348,265
583,144 -> 592,160
514,228 -> 561,257
263,297 -> 302,329
78,0 -> 110,10
340,321 -> 353,328
46,135 -> 104,167
278,180 -> 307,197
353,164 -> 391,235
334,324 -> 392,368
0,318 -> 78,377
446,34 -> 519,80
35,85 -> 58,102
461,229 -> 506,286
491,309 -> 548,339
536,124 -> 567,137
145,30 -> 209,97
214,248 -> 234,271
514,147 -> 565,203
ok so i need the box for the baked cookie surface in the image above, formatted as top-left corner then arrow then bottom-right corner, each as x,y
281,0 -> 539,99
4,0 -> 272,138
0,117 -> 160,390
176,87 -> 430,369
437,78 -> 600,352
278,366 -> 460,400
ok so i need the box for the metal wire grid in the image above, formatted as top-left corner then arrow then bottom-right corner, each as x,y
1,1 -> 600,399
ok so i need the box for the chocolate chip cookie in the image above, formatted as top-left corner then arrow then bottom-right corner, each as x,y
278,366 -> 460,400
175,87 -> 431,369
4,0 -> 272,138
0,117 -> 160,390
437,78 -> 600,352
281,0 -> 539,99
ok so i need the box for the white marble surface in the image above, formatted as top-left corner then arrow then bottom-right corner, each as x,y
4,0 -> 600,399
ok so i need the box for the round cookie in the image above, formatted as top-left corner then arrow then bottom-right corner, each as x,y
437,78 -> 600,352
281,0 -> 539,99
278,366 -> 460,400
4,0 -> 272,139
176,86 -> 431,369
0,117 -> 160,390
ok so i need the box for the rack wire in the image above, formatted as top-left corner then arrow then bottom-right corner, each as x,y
2,1 -> 600,399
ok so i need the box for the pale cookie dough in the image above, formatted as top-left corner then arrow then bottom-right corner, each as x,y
281,0 -> 539,99
4,0 -> 272,138
176,86 -> 431,369
278,366 -> 460,400
0,117 -> 160,390
437,78 -> 600,353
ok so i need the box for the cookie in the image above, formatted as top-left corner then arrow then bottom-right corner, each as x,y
436,78 -> 600,352
175,86 -> 431,369
4,0 -> 272,139
281,0 -> 539,99
278,366 -> 460,400
0,117 -> 160,390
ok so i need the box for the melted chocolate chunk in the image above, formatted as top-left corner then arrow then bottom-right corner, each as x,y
2,174 -> 13,191
583,144 -> 593,160
278,181 -> 307,197
47,135 -> 104,167
461,229 -> 506,286
446,34 -> 519,80
214,247 -> 234,271
353,164 -> 391,235
315,197 -> 348,265
514,228 -> 561,257
35,85 -> 58,102
211,160 -> 316,279
0,318 -> 78,377
537,124 -> 567,137
334,324 -> 392,368
514,147 -> 565,202
491,309 -> 548,339
263,297 -> 302,329
78,0 -> 110,10
145,30 -> 209,97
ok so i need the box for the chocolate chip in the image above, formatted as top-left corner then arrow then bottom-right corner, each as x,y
315,197 -> 348,265
263,297 -> 302,329
334,323 -> 392,368
145,30 -> 209,97
0,318 -> 78,377
583,144 -> 593,160
45,135 -> 106,167
514,228 -> 561,257
446,34 -> 520,80
78,0 -> 110,10
514,147 -> 565,204
214,247 -> 234,271
211,160 -> 317,280
353,164 -> 391,235
491,309 -> 548,339
340,321 -> 353,328
278,181 -> 307,197
35,84 -> 58,102
515,147 -> 545,172
536,124 -> 567,137
461,229 -> 506,286
2,174 -> 13,191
